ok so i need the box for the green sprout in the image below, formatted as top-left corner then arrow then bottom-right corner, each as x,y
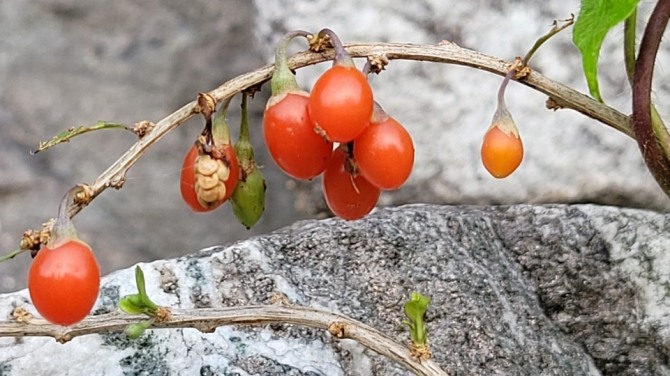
118,266 -> 167,339
402,291 -> 431,346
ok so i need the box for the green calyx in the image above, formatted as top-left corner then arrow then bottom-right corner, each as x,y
231,93 -> 266,229
271,30 -> 311,96
231,167 -> 266,229
48,186 -> 84,249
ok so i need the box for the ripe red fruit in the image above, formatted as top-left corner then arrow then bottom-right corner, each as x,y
264,91 -> 332,179
180,142 -> 240,212
354,109 -> 414,190
29,239 -> 100,326
308,65 -> 374,143
322,144 -> 380,220
481,124 -> 523,178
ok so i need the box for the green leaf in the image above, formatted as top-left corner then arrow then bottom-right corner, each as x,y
134,266 -> 158,310
573,0 -> 639,101
32,121 -> 132,154
118,294 -> 145,315
118,266 -> 160,317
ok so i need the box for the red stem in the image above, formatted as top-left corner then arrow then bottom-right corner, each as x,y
497,69 -> 516,110
318,28 -> 355,67
632,0 -> 670,195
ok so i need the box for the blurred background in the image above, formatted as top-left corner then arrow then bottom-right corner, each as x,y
1,0 -> 668,293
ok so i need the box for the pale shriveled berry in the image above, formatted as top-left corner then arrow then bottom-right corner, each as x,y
181,141 -> 239,212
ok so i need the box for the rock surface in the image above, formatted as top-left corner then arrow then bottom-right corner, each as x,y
1,204 -> 669,375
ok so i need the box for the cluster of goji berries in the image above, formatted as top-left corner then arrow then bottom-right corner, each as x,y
263,29 -> 415,220
180,28 -> 525,223
25,28 -> 527,328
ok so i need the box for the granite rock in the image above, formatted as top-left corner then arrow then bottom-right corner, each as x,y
1,204 -> 668,375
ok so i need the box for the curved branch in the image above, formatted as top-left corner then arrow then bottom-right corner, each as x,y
61,42 -> 631,221
2,305 -> 448,376
632,0 -> 670,195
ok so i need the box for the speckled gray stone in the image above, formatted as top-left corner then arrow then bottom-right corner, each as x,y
1,204 -> 669,375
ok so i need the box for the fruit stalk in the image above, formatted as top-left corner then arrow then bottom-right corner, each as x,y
49,185 -> 85,249
271,30 -> 311,95
315,28 -> 355,67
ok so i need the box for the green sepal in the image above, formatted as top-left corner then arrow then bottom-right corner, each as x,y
231,93 -> 266,229
231,166 -> 266,229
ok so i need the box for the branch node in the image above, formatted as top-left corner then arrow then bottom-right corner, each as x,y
20,230 -> 42,251
56,333 -> 73,344
11,307 -> 32,324
308,32 -> 332,52
512,57 -> 531,80
194,323 -> 217,334
20,218 -> 55,253
73,184 -> 94,206
437,39 -> 459,48
269,292 -> 291,305
367,54 -> 389,74
410,342 -> 432,361
155,307 -> 172,323
133,121 -> 155,138
545,97 -> 565,111
194,93 -> 217,119
107,176 -> 126,189
328,321 -> 347,338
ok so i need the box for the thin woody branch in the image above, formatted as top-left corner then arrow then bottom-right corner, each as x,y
3,304 -> 448,376
48,41 -> 630,234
